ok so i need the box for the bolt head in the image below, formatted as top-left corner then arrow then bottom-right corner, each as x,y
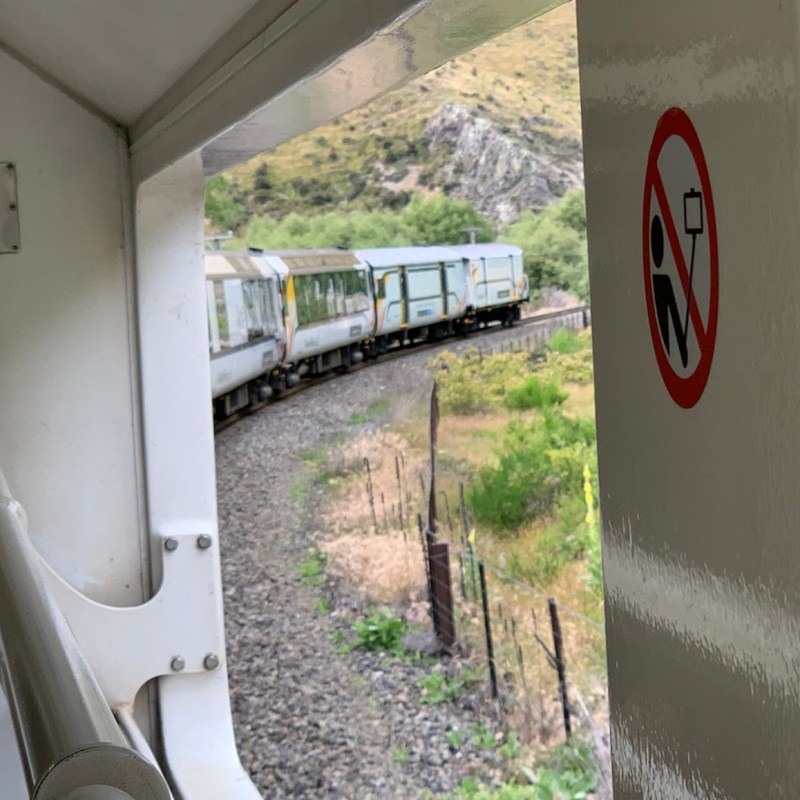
164,537 -> 179,552
197,534 -> 213,550
170,656 -> 185,672
203,653 -> 220,671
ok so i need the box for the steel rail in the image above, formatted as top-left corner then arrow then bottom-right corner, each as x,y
214,305 -> 589,433
0,469 -> 171,800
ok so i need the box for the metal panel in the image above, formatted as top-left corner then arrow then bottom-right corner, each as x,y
0,163 -> 20,254
577,0 -> 800,796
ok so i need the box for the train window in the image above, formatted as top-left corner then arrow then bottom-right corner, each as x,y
242,281 -> 265,340
334,273 -> 346,316
214,282 -> 230,349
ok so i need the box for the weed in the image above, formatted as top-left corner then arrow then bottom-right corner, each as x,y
446,729 -> 464,750
347,411 -> 369,425
472,725 -> 497,750
331,630 -> 345,645
417,670 -> 464,705
290,480 -> 311,504
548,329 -> 585,355
351,612 -> 407,655
499,732 -> 520,760
524,739 -> 597,799
315,596 -> 333,615
367,396 -> 391,418
300,548 -> 327,587
393,747 -> 408,764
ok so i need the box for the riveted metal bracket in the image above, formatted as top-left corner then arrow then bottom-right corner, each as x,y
40,533 -> 223,707
0,164 -> 20,254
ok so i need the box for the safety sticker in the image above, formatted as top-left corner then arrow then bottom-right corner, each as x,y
643,107 -> 718,409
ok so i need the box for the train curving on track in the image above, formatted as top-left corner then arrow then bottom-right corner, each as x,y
207,243 -> 533,421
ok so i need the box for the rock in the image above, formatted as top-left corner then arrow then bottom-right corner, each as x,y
425,103 -> 584,227
403,631 -> 445,657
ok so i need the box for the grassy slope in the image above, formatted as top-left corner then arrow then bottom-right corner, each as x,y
224,3 -> 580,203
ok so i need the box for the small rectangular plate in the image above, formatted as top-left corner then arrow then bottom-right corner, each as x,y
0,163 -> 20,254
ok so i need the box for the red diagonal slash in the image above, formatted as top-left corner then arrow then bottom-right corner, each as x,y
652,169 -> 707,348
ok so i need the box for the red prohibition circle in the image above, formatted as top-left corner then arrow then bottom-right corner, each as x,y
643,107 -> 718,409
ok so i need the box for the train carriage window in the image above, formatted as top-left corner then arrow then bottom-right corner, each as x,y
334,273 -> 346,316
214,282 -> 231,348
242,281 -> 265,340
325,276 -> 337,319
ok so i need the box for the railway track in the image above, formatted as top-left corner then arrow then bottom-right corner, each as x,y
213,305 -> 589,434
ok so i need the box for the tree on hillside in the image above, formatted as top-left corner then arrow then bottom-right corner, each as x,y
401,195 -> 493,245
205,175 -> 248,232
244,210 -> 413,250
502,188 -> 589,301
241,194 -> 493,250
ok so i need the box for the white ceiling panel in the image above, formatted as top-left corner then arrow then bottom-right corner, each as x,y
0,0 -> 266,123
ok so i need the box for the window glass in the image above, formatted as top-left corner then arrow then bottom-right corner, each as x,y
214,282 -> 230,348
242,281 -> 265,340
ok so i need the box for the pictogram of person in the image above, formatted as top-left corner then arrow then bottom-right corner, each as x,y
651,214 -> 689,368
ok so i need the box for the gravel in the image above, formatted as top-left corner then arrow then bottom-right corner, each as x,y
215,319 -> 577,798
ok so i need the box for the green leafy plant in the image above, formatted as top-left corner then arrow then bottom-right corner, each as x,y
499,732 -> 521,760
393,747 -> 409,764
446,729 -> 464,750
472,725 -> 497,750
315,597 -> 333,615
351,612 -> 407,654
300,548 -> 327,587
417,670 -> 464,704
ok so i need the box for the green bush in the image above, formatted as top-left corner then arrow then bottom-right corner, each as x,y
536,330 -> 594,386
505,375 -> 567,411
547,329 -> 585,355
433,351 -> 532,416
468,411 -> 596,533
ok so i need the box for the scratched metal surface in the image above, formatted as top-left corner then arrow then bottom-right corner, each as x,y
577,1 -> 800,797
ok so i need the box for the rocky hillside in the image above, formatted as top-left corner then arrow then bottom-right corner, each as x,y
213,2 -> 583,232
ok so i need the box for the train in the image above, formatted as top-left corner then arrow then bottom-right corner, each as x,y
206,244 -> 529,420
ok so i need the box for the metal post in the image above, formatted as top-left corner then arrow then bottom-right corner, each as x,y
549,598 -> 572,741
478,561 -> 498,699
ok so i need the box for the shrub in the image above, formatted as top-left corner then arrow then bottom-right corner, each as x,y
468,411 -> 596,533
432,351 -> 531,416
505,375 -> 567,411
547,329 -> 584,355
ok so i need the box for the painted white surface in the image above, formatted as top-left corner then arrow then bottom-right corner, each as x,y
0,48 -> 146,607
577,0 -> 800,796
0,0 -> 262,123
136,156 -> 258,799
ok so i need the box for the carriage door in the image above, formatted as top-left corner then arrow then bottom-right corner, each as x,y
439,262 -> 448,318
399,267 -> 409,326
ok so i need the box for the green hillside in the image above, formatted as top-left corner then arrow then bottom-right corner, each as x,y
209,3 -> 582,233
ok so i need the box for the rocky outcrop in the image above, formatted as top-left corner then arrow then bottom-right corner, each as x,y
425,103 -> 584,227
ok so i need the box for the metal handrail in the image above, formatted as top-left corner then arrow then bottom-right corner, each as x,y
0,470 -> 170,800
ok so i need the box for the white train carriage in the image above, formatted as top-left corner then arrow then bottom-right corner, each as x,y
206,253 -> 286,419
453,243 -> 528,326
356,246 -> 472,352
265,250 -> 374,380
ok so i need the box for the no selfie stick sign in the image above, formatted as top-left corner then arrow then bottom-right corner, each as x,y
643,107 -> 718,409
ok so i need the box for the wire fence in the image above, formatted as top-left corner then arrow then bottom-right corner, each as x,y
348,313 -> 610,793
